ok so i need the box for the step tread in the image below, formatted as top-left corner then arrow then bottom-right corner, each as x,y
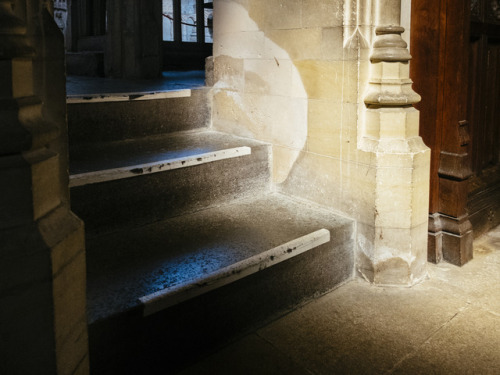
70,130 -> 266,176
66,71 -> 205,99
86,193 -> 353,323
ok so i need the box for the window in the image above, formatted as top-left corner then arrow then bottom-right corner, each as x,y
162,0 -> 213,43
161,0 -> 213,70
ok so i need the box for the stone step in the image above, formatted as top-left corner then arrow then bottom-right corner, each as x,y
69,130 -> 271,233
86,192 -> 354,374
67,87 -> 210,145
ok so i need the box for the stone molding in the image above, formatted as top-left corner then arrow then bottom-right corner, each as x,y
343,0 -> 374,48
355,0 -> 431,286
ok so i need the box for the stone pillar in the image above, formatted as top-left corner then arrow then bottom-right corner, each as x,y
356,0 -> 431,285
0,1 -> 89,373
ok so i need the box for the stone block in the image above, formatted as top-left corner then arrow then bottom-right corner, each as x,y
23,149 -> 61,221
249,0 -> 303,30
267,28 -> 322,61
262,35 -> 291,61
215,90 -> 308,150
365,107 -> 421,141
244,58 -> 293,97
379,110 -> 412,138
214,31 -> 265,60
357,222 -> 429,286
375,224 -> 428,285
214,0 -> 257,36
212,90 -> 250,135
263,94 -> 308,148
306,100 -> 343,157
371,61 -> 410,80
302,0 -> 343,28
307,99 -> 357,160
340,161 -> 377,219
55,316 -> 89,375
321,27 -> 357,61
214,55 -> 245,91
411,156 -> 432,225
0,150 -> 61,228
272,144 -> 302,184
52,249 -> 87,346
375,167 -> 413,220
279,151 -> 343,210
295,60 -> 358,102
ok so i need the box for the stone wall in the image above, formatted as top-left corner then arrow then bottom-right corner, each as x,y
211,0 -> 430,285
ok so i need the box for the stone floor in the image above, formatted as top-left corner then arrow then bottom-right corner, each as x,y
179,225 -> 500,375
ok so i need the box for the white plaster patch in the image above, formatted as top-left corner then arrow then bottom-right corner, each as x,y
212,2 -> 308,183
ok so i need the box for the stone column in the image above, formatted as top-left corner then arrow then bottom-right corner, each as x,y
356,0 -> 431,285
0,1 -> 89,373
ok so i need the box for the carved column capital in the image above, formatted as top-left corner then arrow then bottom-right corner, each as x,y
371,25 -> 412,62
364,24 -> 420,107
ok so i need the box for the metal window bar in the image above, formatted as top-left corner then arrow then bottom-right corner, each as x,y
173,0 -> 181,43
196,0 -> 204,43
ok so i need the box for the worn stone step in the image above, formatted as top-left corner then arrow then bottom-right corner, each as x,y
86,192 -> 354,374
67,87 -> 210,145
69,130 -> 271,233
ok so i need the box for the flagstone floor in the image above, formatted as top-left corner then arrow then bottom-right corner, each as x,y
180,225 -> 500,375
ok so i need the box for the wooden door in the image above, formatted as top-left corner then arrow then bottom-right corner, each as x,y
467,0 -> 500,237
411,0 -> 500,266
410,0 -> 474,266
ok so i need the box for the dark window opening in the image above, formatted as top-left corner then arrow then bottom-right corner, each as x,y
162,0 -> 213,70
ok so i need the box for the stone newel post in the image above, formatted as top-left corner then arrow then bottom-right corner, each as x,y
0,1 -> 89,373
356,0 -> 431,285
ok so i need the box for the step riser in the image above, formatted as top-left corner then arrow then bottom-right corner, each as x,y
70,144 -> 271,233
88,226 -> 354,374
68,88 -> 210,145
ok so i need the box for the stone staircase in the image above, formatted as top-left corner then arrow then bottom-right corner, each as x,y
67,84 -> 355,374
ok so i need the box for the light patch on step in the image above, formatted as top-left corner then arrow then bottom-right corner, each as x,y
139,228 -> 331,316
69,146 -> 251,187
67,89 -> 192,104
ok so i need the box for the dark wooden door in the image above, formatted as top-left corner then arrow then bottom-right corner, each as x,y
411,0 -> 500,266
410,0 -> 474,266
467,0 -> 500,237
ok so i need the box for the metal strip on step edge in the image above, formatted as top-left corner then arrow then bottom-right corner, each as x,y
66,89 -> 192,104
139,228 -> 331,317
69,146 -> 252,187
